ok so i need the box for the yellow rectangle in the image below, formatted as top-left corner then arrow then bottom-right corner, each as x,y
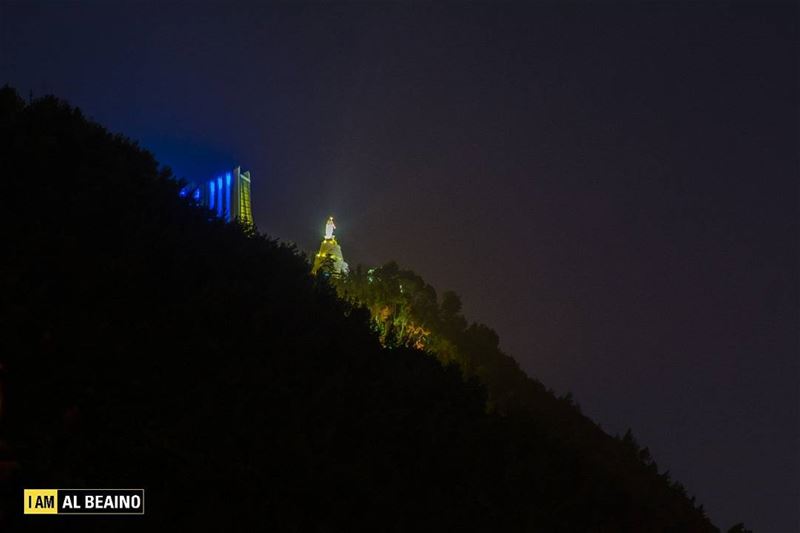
24,489 -> 58,514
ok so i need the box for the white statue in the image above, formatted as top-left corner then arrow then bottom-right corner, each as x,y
325,216 -> 336,239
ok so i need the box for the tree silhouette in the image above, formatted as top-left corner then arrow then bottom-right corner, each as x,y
0,86 -> 734,532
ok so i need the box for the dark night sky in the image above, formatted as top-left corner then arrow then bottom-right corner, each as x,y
2,1 -> 797,531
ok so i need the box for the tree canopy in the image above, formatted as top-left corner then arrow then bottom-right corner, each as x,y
0,87 -> 729,532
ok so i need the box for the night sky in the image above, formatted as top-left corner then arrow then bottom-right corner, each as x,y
2,1 -> 797,531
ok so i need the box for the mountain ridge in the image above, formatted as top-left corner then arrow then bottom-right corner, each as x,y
0,86 -> 728,532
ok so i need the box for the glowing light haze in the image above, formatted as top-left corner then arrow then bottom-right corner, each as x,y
1,2 -> 796,531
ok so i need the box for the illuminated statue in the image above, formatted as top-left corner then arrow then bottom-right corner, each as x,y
325,216 -> 336,240
313,216 -> 349,276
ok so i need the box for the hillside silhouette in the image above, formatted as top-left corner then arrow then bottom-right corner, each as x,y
0,87 -> 727,532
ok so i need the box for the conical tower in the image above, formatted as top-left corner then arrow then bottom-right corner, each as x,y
312,216 -> 349,276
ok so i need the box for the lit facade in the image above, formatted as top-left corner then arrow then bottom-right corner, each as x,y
181,166 -> 253,225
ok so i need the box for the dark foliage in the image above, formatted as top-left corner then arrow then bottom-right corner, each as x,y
0,87 -> 722,532
335,263 -> 732,532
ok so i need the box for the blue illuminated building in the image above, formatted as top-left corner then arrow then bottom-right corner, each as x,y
180,166 -> 254,225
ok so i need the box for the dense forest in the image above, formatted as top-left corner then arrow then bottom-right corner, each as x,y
0,87 -> 743,531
